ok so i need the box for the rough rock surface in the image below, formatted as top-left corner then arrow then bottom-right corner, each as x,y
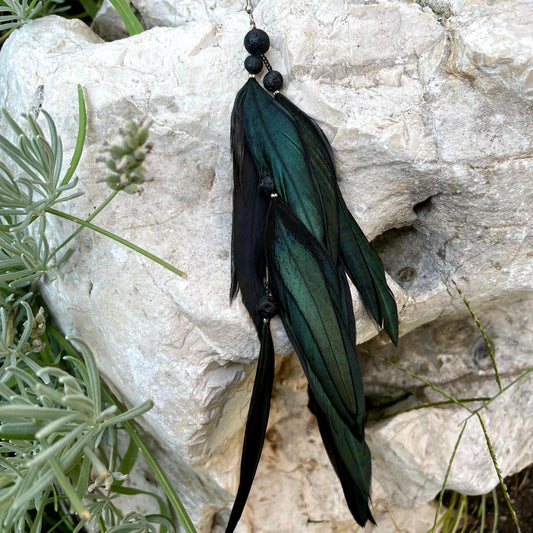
0,0 -> 532,531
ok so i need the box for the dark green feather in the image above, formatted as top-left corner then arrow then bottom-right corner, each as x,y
235,79 -> 339,257
265,198 -> 366,433
265,198 -> 372,526
338,198 -> 399,345
274,93 -> 398,344
308,389 -> 374,526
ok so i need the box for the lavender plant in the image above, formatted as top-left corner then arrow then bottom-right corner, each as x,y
0,88 -> 194,533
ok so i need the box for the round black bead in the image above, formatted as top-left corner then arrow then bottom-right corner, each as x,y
244,54 -> 263,75
259,173 -> 276,196
263,70 -> 283,92
256,294 -> 278,319
244,28 -> 270,55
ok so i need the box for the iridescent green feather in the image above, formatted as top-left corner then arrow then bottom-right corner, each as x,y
229,76 -> 398,532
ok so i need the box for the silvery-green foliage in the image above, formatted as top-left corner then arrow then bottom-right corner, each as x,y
0,301 -> 155,532
0,110 -> 81,231
0,105 -> 182,532
0,0 -> 67,37
0,109 -> 82,296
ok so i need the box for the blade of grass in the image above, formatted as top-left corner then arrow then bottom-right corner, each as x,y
491,489 -> 499,533
78,0 -> 98,18
61,85 -> 86,188
476,414 -> 521,532
479,493 -> 486,533
431,420 -> 469,533
108,0 -> 144,35
101,388 -> 197,533
376,398 -> 491,421
452,280 -> 501,392
362,349 -> 474,414
462,367 -> 533,424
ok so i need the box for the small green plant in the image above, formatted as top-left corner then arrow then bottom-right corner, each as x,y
431,490 -> 499,533
0,88 -> 196,532
0,86 -> 185,288
0,0 -> 67,42
0,304 -> 153,529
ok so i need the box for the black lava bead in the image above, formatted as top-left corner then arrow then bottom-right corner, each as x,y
256,294 -> 278,319
259,173 -> 276,196
244,28 -> 270,55
244,54 -> 263,75
263,70 -> 283,92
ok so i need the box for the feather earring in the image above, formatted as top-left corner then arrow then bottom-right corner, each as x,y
228,4 -> 398,531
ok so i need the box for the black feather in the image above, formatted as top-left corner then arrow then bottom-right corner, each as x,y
230,83 -> 269,333
225,320 -> 275,533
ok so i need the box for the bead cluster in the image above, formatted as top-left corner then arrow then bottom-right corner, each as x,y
243,28 -> 284,92
241,25 -> 281,316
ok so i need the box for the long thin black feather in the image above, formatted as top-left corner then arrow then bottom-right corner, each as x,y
230,83 -> 269,333
225,320 -> 275,533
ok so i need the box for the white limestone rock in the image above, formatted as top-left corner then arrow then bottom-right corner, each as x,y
448,1 -> 533,100
0,0 -> 532,530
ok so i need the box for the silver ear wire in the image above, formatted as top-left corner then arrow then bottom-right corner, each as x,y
245,0 -> 256,28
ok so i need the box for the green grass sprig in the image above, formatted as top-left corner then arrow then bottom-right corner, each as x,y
365,281 -> 531,532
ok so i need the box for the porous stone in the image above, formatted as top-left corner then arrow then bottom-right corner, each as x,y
1,0 -> 532,530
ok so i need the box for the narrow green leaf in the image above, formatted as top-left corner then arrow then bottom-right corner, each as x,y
47,455 -> 89,520
117,435 -> 139,476
27,422 -> 89,468
66,337 -> 101,415
75,454 -> 92,502
46,207 -> 187,278
60,85 -> 86,187
100,400 -> 153,428
35,412 -> 82,439
0,421 -> 44,439
431,421 -> 468,533
78,0 -> 98,18
108,0 -> 144,35
61,394 -> 95,414
0,405 -> 74,419
102,388 -> 197,533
